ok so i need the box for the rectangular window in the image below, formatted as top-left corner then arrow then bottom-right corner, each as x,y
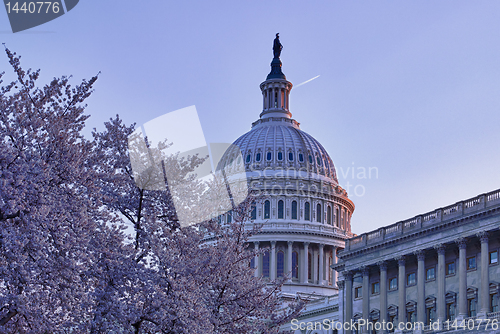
371,282 -> 380,294
355,286 -> 362,299
389,316 -> 396,333
468,299 -> 477,317
427,307 -> 435,325
491,294 -> 499,313
389,277 -> 397,290
490,251 -> 498,265
447,303 -> 455,321
446,262 -> 456,275
407,272 -> 416,286
407,311 -> 416,323
467,256 -> 476,270
426,267 -> 435,281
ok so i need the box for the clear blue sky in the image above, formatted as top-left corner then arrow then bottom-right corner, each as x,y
2,1 -> 500,234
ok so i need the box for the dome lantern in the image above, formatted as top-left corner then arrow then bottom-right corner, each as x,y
260,33 -> 293,120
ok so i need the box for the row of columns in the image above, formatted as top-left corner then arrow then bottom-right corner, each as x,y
342,232 -> 491,334
253,241 -> 338,285
263,87 -> 289,110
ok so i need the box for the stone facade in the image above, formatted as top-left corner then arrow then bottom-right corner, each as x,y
333,189 -> 500,334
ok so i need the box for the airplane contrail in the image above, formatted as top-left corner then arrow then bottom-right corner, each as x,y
295,75 -> 320,88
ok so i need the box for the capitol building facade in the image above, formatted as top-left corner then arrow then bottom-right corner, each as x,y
227,37 -> 500,334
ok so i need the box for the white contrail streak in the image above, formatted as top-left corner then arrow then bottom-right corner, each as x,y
294,75 -> 320,88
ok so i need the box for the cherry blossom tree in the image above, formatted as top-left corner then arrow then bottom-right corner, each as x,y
93,117 -> 303,333
0,48 -> 303,333
0,47 -> 132,332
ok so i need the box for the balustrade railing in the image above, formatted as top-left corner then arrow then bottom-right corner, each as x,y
488,190 -> 500,202
385,224 -> 400,234
488,311 -> 500,319
443,204 -> 459,216
423,212 -> 437,222
404,218 -> 418,228
347,188 -> 500,250
367,230 -> 382,240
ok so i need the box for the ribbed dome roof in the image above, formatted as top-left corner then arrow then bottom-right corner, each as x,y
233,117 -> 338,183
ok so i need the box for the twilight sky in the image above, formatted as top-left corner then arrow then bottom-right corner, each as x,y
1,1 -> 500,234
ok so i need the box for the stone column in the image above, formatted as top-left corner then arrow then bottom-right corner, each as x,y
338,279 -> 346,334
435,244 -> 446,326
478,232 -> 490,318
345,272 -> 354,334
302,242 -> 309,284
313,247 -> 318,284
415,251 -> 426,332
378,261 -> 388,334
397,256 -> 406,333
319,244 -> 325,285
333,247 -> 338,286
270,241 -> 276,280
287,241 -> 293,283
254,241 -> 260,277
456,238 -> 467,320
362,266 -> 370,333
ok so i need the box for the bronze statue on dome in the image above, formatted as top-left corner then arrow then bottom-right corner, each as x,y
273,33 -> 282,59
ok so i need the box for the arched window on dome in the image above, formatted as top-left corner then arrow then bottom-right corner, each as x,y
278,200 -> 284,219
277,251 -> 284,277
309,155 -> 313,164
263,250 -> 270,278
264,200 -> 270,219
277,151 -> 283,161
336,208 -> 340,227
299,153 -> 304,162
246,154 -> 251,163
256,152 -> 261,162
316,156 -> 321,166
251,202 -> 257,220
292,251 -> 299,279
316,203 -> 322,223
291,200 -> 298,220
266,152 -> 272,161
288,152 -> 293,161
308,252 -> 312,280
327,205 -> 332,225
304,202 -> 310,221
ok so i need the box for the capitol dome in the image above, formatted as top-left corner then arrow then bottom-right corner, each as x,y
233,117 -> 338,183
219,35 -> 355,299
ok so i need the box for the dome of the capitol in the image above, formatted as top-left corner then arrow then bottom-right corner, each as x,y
233,116 -> 338,183
217,34 -> 355,299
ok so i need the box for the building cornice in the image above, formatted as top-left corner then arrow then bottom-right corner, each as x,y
340,189 -> 500,260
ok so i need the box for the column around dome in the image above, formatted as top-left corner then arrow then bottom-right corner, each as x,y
259,79 -> 293,119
